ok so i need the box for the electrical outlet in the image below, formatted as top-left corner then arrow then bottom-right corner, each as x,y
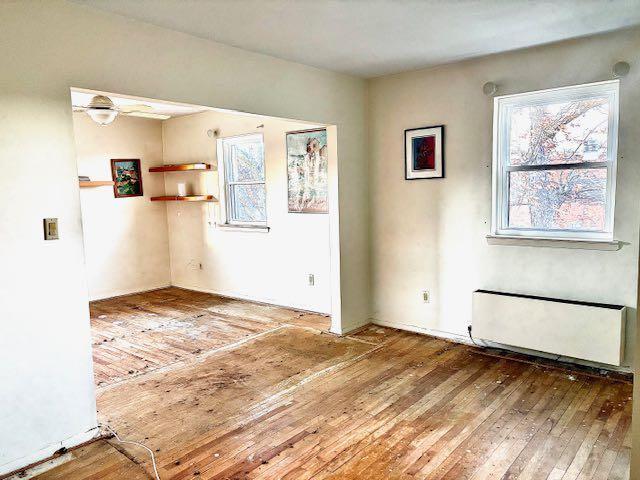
308,274 -> 315,286
422,290 -> 430,303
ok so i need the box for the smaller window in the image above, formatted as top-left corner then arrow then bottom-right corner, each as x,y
492,80 -> 619,241
218,134 -> 267,226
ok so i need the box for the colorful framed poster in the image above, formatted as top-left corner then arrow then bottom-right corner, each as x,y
404,125 -> 444,180
111,159 -> 143,198
286,128 -> 328,213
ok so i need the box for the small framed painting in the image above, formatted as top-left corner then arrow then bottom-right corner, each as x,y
404,125 -> 444,180
111,159 -> 143,198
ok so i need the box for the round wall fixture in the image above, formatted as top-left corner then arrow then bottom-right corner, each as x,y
483,82 -> 498,96
612,61 -> 631,78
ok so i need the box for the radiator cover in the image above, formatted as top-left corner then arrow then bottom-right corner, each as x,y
472,290 -> 625,366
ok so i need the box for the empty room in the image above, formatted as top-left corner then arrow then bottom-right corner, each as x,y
71,89 -> 335,389
1,1 -> 639,479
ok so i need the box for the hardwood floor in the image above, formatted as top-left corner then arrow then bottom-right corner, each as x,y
24,288 -> 631,479
90,287 -> 330,387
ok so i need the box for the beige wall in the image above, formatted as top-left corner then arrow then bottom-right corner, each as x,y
4,0 -> 637,476
0,0 -> 368,474
73,108 -> 331,311
162,111 -> 332,313
369,30 -> 640,475
368,28 -> 640,367
73,114 -> 171,300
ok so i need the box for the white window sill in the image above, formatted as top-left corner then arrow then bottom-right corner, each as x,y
215,223 -> 270,233
486,235 -> 622,251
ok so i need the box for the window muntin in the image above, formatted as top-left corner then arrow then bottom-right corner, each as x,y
492,81 -> 619,240
220,134 -> 267,225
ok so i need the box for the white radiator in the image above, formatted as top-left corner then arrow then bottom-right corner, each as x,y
472,290 -> 625,366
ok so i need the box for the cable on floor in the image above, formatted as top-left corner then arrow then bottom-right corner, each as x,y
467,325 -> 480,346
100,424 -> 161,480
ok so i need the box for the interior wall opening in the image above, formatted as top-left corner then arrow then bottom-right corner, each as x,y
69,87 -> 338,390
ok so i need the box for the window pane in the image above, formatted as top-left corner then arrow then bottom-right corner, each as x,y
230,184 -> 266,222
508,168 -> 607,231
230,141 -> 264,182
509,97 -> 609,166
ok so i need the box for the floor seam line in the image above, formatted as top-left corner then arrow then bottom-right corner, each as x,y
95,325 -> 290,392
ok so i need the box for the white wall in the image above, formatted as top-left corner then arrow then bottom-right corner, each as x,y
73,114 -> 171,300
162,111 -> 332,314
73,109 -> 330,311
0,0 -> 368,474
368,28 -> 640,369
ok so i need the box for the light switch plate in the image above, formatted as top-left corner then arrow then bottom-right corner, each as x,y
43,218 -> 59,240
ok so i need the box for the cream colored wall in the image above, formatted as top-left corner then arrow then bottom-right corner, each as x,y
74,109 -> 331,311
368,28 -> 640,367
161,111 -> 332,313
0,0 -> 368,474
7,0 -> 638,476
369,31 -> 640,475
73,114 -> 171,301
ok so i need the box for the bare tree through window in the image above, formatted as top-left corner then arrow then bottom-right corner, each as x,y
220,134 -> 267,225
493,81 -> 618,239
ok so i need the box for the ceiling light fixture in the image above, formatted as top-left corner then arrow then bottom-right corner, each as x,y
86,108 -> 118,126
83,95 -> 119,126
74,94 -> 169,126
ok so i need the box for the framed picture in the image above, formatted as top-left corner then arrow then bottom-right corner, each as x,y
111,159 -> 143,198
404,125 -> 444,180
286,128 -> 328,213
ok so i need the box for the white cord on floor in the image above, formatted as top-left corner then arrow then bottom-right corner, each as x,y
100,424 -> 161,480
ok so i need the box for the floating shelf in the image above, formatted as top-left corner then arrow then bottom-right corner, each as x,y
150,195 -> 217,202
149,163 -> 212,173
79,181 -> 115,188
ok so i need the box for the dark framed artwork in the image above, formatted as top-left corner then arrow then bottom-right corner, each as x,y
286,128 -> 328,213
111,159 -> 143,198
404,125 -> 444,180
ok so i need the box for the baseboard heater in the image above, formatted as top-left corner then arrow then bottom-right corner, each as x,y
472,290 -> 625,366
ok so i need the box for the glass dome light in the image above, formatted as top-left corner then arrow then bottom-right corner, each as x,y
87,108 -> 118,126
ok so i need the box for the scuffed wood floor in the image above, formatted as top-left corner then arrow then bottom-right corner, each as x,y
26,288 -> 631,479
90,287 -> 330,387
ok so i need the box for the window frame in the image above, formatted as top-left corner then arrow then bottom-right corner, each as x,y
217,133 -> 267,228
491,80 -> 619,241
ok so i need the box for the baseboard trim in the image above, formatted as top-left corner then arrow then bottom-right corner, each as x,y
89,284 -> 172,302
172,283 -> 331,316
334,322 -> 372,336
371,319 -> 472,345
0,428 -> 101,478
89,284 -> 331,319
370,318 -> 631,374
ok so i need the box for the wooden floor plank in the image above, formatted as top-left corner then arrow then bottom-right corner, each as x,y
90,287 -> 330,387
25,288 -> 631,480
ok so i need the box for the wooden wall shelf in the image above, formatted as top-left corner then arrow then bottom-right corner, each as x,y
149,163 -> 212,173
150,195 -> 217,202
79,181 -> 115,188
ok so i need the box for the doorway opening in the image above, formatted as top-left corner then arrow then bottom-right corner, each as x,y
70,88 -> 339,391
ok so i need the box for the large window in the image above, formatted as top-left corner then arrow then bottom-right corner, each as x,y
492,81 -> 619,240
218,134 -> 267,226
